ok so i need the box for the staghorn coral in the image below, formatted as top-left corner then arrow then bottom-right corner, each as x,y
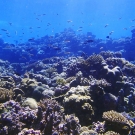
102,110 -> 132,135
18,128 -> 41,135
103,110 -> 129,125
99,131 -> 120,135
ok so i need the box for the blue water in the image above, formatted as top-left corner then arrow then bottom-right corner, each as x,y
0,0 -> 135,44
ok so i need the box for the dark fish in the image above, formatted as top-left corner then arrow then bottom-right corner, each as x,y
67,20 -> 72,23
28,38 -> 35,41
86,39 -> 94,43
9,22 -> 12,26
104,24 -> 109,27
26,47 -> 34,51
37,27 -> 41,28
1,29 -> 7,31
109,31 -> 114,35
106,36 -> 109,38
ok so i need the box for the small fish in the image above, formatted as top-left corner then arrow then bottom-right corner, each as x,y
123,28 -> 127,30
28,38 -> 35,41
67,20 -> 72,23
53,46 -> 61,50
21,56 -> 27,60
86,39 -> 94,43
64,40 -> 70,43
9,22 -> 12,26
1,29 -> 7,31
109,31 -> 114,35
64,52 -> 71,54
4,45 -> 12,48
15,31 -> 17,35
77,29 -> 82,32
37,27 -> 41,28
104,24 -> 109,27
28,53 -> 34,57
90,70 -> 96,73
100,47 -> 104,50
106,36 -> 109,38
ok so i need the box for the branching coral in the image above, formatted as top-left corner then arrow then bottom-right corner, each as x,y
0,88 -> 14,102
102,110 -> 132,135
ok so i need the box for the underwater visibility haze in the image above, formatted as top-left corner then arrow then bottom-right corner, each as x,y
0,0 -> 135,135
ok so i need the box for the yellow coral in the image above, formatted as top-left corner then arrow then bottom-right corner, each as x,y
0,88 -> 13,102
103,110 -> 129,125
104,131 -> 120,135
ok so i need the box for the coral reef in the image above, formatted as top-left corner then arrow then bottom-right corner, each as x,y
63,85 -> 94,125
102,110 -> 134,135
0,88 -> 14,103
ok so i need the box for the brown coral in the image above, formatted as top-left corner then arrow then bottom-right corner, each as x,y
103,110 -> 131,135
103,131 -> 120,135
103,110 -> 129,125
0,88 -> 14,102
0,76 -> 15,89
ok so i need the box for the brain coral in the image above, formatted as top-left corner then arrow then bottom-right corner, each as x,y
22,98 -> 38,109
